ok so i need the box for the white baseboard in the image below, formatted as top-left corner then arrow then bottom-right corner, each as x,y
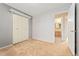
0,44 -> 13,49
32,38 -> 54,43
71,49 -> 75,56
13,38 -> 30,44
68,45 -> 75,56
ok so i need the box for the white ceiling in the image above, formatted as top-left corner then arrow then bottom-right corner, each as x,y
6,3 -> 71,16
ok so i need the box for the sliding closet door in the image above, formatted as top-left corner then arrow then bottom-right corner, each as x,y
13,14 -> 29,44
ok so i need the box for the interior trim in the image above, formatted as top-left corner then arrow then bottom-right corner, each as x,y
0,44 -> 13,49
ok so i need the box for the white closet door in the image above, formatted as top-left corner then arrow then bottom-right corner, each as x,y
13,14 -> 29,44
20,16 -> 29,41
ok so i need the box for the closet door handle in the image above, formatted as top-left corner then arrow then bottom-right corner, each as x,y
16,28 -> 19,30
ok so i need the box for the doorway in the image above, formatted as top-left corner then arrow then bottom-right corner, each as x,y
55,12 -> 68,43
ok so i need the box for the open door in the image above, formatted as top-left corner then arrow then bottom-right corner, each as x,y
68,3 -> 75,55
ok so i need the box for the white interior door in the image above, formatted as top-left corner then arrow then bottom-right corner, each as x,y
13,14 -> 29,44
61,15 -> 68,41
68,4 -> 75,55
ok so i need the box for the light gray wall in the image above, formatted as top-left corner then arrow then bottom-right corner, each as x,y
29,18 -> 32,38
76,3 -> 79,56
32,7 -> 69,43
32,12 -> 55,43
68,4 -> 75,55
0,4 -> 12,47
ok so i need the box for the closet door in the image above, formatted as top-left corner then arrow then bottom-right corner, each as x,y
20,16 -> 29,41
13,14 -> 29,44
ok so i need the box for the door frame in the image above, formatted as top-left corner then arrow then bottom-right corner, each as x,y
54,11 -> 68,43
74,3 -> 76,56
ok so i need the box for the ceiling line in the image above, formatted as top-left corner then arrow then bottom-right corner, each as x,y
3,3 -> 33,18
